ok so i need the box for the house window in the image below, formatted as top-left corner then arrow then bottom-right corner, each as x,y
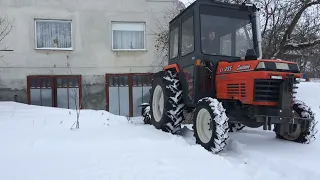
112,22 -> 146,51
35,19 -> 72,50
27,75 -> 81,110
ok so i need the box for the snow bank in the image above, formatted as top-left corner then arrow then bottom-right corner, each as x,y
0,81 -> 320,180
0,102 -> 252,180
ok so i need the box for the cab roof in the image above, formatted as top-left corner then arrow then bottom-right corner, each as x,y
169,0 -> 258,25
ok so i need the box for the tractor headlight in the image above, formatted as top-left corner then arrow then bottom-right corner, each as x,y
275,62 -> 289,70
255,62 -> 265,69
255,62 -> 292,71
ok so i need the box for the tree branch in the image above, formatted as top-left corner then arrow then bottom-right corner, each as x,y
0,14 -> 14,44
284,38 -> 320,50
276,1 -> 320,57
261,0 -> 274,37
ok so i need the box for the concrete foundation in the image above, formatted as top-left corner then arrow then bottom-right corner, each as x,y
82,83 -> 106,110
0,88 -> 27,103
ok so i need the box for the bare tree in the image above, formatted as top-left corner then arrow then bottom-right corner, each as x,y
206,0 -> 320,59
274,1 -> 320,58
0,13 -> 13,51
256,0 -> 320,77
147,1 -> 186,71
65,59 -> 83,130
0,13 -> 14,67
69,87 -> 82,130
0,14 -> 14,89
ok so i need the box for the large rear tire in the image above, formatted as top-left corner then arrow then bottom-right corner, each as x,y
149,70 -> 185,134
274,100 -> 318,144
193,97 -> 229,154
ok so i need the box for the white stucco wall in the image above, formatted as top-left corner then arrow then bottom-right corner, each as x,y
0,0 -> 178,89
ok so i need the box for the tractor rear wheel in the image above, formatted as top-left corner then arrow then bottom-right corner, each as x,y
274,100 -> 318,144
149,70 -> 185,134
193,97 -> 229,154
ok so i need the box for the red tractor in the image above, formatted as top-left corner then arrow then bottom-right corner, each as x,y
141,0 -> 318,153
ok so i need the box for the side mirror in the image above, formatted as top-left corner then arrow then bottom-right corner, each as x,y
245,49 -> 258,60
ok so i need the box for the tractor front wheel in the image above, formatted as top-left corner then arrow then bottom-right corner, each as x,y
193,97 -> 229,154
274,100 -> 318,144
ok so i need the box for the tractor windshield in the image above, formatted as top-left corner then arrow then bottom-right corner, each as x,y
200,5 -> 255,57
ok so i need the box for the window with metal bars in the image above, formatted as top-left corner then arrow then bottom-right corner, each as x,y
27,75 -> 82,109
106,73 -> 153,117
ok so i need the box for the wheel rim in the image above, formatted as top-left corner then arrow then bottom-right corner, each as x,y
152,85 -> 164,122
283,124 -> 302,140
283,112 -> 302,140
196,108 -> 213,144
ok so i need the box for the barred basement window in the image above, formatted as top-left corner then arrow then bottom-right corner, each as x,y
108,75 -> 130,116
29,77 -> 53,107
35,19 -> 72,50
27,75 -> 81,110
56,77 -> 80,109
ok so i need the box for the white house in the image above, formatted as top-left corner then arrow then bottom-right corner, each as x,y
0,0 -> 183,117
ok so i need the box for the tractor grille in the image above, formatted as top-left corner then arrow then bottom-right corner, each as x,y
253,79 -> 282,102
227,83 -> 246,98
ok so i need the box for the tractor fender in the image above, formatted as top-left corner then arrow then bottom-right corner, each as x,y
155,65 -> 193,108
162,64 -> 186,85
163,64 -> 193,106
163,64 -> 180,72
162,64 -> 185,90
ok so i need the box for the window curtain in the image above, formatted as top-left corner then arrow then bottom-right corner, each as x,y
113,30 -> 144,49
36,20 -> 72,49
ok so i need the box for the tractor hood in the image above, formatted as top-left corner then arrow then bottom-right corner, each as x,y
217,59 -> 302,75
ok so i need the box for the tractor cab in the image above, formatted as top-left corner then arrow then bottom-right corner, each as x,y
166,0 -> 262,105
168,0 -> 262,67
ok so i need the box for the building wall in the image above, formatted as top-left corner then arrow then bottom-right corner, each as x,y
0,0 -> 178,113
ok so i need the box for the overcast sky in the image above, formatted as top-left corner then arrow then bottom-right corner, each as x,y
180,0 -> 195,6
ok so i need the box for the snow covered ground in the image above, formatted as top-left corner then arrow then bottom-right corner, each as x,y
1,82 -> 320,180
